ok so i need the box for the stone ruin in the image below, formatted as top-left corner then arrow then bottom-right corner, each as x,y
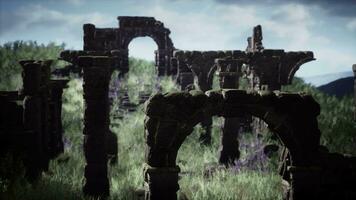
0,60 -> 69,182
143,90 -> 356,200
171,25 -> 315,165
60,16 -> 175,76
1,16 -> 355,200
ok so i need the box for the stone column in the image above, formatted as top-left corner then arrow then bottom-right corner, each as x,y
79,56 -> 111,197
353,64 -> 356,121
178,72 -> 194,90
216,58 -> 242,166
20,60 -> 43,182
144,114 -> 182,200
174,51 -> 195,90
40,60 -> 52,172
144,164 -> 180,200
119,49 -> 129,77
288,166 -> 321,200
83,23 -> 96,51
49,79 -> 69,158
156,49 -> 168,76
143,91 -> 210,200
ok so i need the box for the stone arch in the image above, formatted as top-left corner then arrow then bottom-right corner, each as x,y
82,17 -> 175,76
172,50 -> 246,91
171,51 -> 247,147
143,89 -> 321,199
285,53 -> 315,84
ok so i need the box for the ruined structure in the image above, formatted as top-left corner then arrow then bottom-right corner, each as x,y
171,25 -> 314,166
56,16 -> 176,197
244,26 -> 315,91
172,50 -> 245,144
243,25 -> 315,136
60,17 -> 175,76
1,15 -> 355,200
0,60 -> 69,181
215,58 -> 244,165
143,90 -> 356,200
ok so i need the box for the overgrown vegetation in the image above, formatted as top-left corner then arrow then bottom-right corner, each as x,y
0,41 -> 65,90
1,41 -> 355,199
282,78 -> 356,155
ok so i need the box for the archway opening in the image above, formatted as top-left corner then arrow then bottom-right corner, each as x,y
125,37 -> 158,103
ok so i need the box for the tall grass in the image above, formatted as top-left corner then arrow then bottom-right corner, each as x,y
1,41 -> 354,199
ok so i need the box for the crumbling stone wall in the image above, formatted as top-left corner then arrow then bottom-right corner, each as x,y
243,25 -> 315,137
173,50 -> 245,91
172,25 -> 314,151
82,16 -> 175,76
143,90 -> 356,200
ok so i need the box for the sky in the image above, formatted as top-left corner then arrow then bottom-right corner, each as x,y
0,0 -> 355,77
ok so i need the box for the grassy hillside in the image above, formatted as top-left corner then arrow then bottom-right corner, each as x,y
1,41 -> 355,200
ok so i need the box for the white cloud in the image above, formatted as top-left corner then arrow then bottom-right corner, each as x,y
3,4 -> 115,35
218,5 -> 259,30
65,0 -> 85,6
0,4 -> 116,49
347,18 -> 356,31
142,6 -> 233,50
217,3 -> 318,49
316,49 -> 355,71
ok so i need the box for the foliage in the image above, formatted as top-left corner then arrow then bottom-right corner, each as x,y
282,77 -> 356,155
0,41 -> 65,90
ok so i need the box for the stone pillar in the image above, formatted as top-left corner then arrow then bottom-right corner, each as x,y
144,165 -> 180,200
83,24 -> 96,51
143,91 -> 210,200
40,60 -> 52,172
156,49 -> 167,76
119,49 -> 129,77
144,113 -> 182,200
20,60 -> 43,182
178,72 -> 194,90
216,58 -> 242,166
288,166 -> 321,200
79,56 -> 111,197
49,79 -> 69,158
174,51 -> 195,90
353,64 -> 356,121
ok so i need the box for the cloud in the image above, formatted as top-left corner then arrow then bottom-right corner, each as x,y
65,0 -> 86,6
214,0 -> 356,17
313,48 -> 356,73
216,3 -> 323,50
0,0 -> 353,76
0,4 -> 114,36
347,18 -> 356,31
142,6 -> 235,50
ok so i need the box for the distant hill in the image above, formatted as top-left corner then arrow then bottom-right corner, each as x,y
317,76 -> 354,98
302,71 -> 353,86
